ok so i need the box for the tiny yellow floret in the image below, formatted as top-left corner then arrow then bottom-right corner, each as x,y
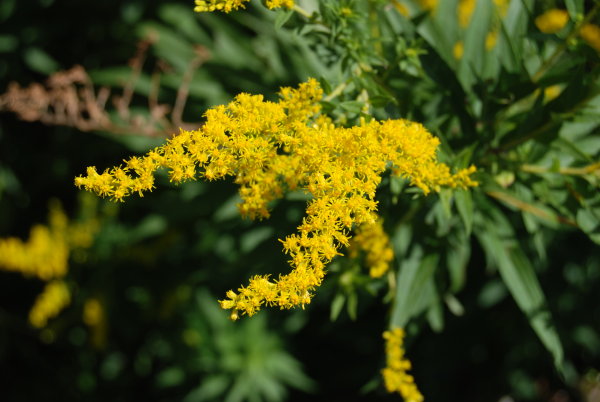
535,9 -> 569,34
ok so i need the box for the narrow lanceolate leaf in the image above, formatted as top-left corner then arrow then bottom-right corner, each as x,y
564,0 -> 584,20
390,247 -> 439,328
455,188 -> 474,235
476,226 -> 565,371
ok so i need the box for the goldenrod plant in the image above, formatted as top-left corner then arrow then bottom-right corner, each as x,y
1,0 -> 600,400
0,199 -> 99,328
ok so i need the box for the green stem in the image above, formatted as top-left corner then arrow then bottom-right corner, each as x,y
292,4 -> 311,19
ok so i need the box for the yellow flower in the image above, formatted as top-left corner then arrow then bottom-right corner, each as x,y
453,41 -> 464,59
29,280 -> 71,328
382,328 -> 423,401
535,9 -> 569,34
194,0 -> 293,13
391,0 -> 409,16
0,201 -> 99,280
457,0 -> 476,28
349,219 -> 394,278
416,0 -> 437,12
580,23 -> 600,52
265,0 -> 294,9
494,0 -> 510,17
486,30 -> 498,50
76,79 -> 477,319
544,85 -> 562,101
83,297 -> 108,348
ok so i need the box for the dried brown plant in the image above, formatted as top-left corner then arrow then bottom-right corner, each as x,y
0,39 -> 209,138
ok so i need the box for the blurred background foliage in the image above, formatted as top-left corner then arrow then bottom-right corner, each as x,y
1,0 -> 600,401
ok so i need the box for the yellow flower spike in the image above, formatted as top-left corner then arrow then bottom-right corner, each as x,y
76,78 -> 477,319
382,328 -> 423,401
349,219 -> 394,278
29,280 -> 71,328
535,9 -> 569,34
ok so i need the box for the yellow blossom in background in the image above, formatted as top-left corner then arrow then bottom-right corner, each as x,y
580,23 -> 600,52
0,201 -> 99,280
457,0 -> 476,28
391,0 -> 409,16
75,79 -> 477,319
535,9 -> 569,34
493,0 -> 510,17
416,0 -> 438,12
194,0 -> 293,13
83,298 -> 108,348
382,328 -> 423,401
0,202 -> 69,280
29,280 -> 71,328
453,41 -> 464,59
544,85 -> 562,101
0,200 -> 100,327
486,30 -> 498,50
349,220 -> 394,278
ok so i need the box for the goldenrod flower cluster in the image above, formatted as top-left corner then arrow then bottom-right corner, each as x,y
0,202 -> 90,280
194,0 -> 293,13
75,79 -> 477,319
29,280 -> 71,328
0,201 -> 99,327
382,328 -> 423,401
349,220 -> 394,278
534,9 -> 600,53
580,23 -> 600,52
535,9 -> 570,34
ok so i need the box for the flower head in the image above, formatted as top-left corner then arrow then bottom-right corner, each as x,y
75,79 -> 477,319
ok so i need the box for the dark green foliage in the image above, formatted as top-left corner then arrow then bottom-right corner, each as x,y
1,0 -> 600,401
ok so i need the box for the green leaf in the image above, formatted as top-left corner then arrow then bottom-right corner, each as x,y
425,279 -> 444,332
390,248 -> 438,328
23,47 -> 59,75
576,208 -> 600,233
330,293 -> 345,321
497,0 -> 532,73
447,230 -> 471,293
184,376 -> 230,402
157,366 -> 185,388
347,292 -> 358,321
159,4 -> 211,44
274,9 -> 294,29
340,100 -> 364,114
564,0 -> 584,20
476,227 -> 565,371
458,0 -> 493,86
454,189 -> 474,235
